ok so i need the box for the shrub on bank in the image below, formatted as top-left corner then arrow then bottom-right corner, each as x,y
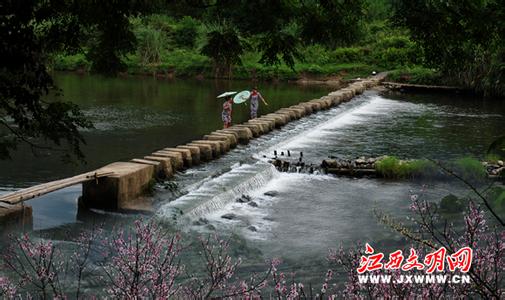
173,16 -> 200,49
135,26 -> 165,66
375,156 -> 437,179
329,47 -> 365,63
387,67 -> 443,85
52,53 -> 89,71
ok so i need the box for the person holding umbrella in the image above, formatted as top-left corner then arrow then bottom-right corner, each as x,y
249,86 -> 268,119
222,96 -> 233,128
217,91 -> 237,128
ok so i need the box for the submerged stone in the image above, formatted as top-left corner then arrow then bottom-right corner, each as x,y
264,191 -> 279,197
440,194 -> 465,213
248,201 -> 258,207
221,213 -> 237,220
192,217 -> 209,225
247,225 -> 257,232
236,194 -> 252,203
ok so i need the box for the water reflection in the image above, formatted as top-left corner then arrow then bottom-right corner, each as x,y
0,73 -> 332,188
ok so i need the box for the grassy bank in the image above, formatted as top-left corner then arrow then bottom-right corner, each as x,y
52,49 -> 381,81
375,156 -> 489,180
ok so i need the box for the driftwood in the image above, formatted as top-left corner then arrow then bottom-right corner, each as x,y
0,171 -> 113,204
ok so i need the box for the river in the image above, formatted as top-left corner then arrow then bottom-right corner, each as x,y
1,73 -> 504,290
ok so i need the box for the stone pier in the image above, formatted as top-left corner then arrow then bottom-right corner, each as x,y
80,162 -> 154,211
0,203 -> 32,230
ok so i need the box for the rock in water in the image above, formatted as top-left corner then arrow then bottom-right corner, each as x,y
264,190 -> 279,197
248,201 -> 258,207
236,194 -> 251,203
440,194 -> 465,213
193,218 -> 210,225
221,213 -> 237,220
247,226 -> 257,232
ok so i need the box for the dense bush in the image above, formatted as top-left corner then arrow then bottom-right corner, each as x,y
53,54 -> 89,71
372,35 -> 419,68
387,67 -> 442,85
329,47 -> 364,63
300,44 -> 330,65
375,156 -> 438,179
135,26 -> 165,66
173,16 -> 200,49
453,157 -> 487,181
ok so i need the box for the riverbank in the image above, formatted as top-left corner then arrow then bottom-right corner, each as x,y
52,53 -> 381,83
52,53 -> 458,91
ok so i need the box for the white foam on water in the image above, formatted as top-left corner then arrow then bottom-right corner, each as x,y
156,161 -> 279,222
270,96 -> 418,151
200,172 -> 338,240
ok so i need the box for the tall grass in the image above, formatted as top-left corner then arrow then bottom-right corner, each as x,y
375,156 -> 438,179
453,157 -> 487,182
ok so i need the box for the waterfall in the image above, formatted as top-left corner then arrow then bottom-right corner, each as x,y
157,162 -> 278,222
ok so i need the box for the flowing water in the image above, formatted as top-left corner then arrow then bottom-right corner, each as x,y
1,73 -> 505,287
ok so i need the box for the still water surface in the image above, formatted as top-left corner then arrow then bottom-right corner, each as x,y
0,73 -> 332,188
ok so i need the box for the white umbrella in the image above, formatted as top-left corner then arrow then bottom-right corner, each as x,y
233,90 -> 251,104
216,91 -> 237,98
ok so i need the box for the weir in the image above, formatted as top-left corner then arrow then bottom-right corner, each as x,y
158,162 -> 278,221
0,73 -> 387,227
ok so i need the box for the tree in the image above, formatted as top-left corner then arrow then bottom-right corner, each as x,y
201,23 -> 247,78
189,0 -> 367,70
0,0 -> 151,161
299,0 -> 366,47
393,0 -> 505,96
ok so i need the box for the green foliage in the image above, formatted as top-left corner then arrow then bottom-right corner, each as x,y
258,24 -> 303,70
387,67 -> 442,85
81,1 -> 145,75
329,48 -> 364,63
1,0 -> 100,161
53,54 -> 89,71
143,14 -> 174,37
163,49 -> 210,76
173,16 -> 200,49
135,26 -> 165,66
364,0 -> 393,20
201,23 -> 246,78
373,35 -> 419,68
453,157 -> 487,182
375,156 -> 437,179
403,159 -> 438,178
375,156 -> 403,178
393,0 -> 505,96
300,45 -> 330,65
299,0 -> 367,47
